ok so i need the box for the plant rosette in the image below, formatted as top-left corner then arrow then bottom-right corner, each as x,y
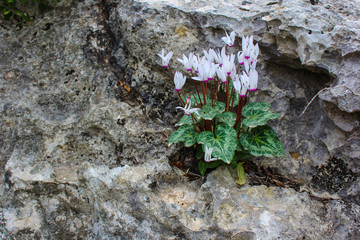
164,32 -> 284,184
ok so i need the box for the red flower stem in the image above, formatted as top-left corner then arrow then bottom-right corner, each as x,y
201,81 -> 207,105
192,93 -> 200,107
225,78 -> 230,111
193,79 -> 202,106
168,65 -> 174,79
235,97 -> 244,129
210,80 -> 214,107
205,119 -> 211,131
221,84 -> 225,103
214,78 -> 220,103
205,81 -> 208,101
177,91 -> 185,105
230,88 -> 235,110
191,114 -> 203,132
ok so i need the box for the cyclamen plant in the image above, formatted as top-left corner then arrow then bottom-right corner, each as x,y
160,31 -> 284,184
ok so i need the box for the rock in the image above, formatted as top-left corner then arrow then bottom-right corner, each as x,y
0,0 -> 359,239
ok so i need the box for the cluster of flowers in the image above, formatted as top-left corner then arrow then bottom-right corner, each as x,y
159,32 -> 259,96
159,31 -> 260,162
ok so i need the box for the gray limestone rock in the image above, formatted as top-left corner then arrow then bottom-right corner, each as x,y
0,0 -> 359,239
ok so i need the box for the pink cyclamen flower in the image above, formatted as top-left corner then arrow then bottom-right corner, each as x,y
158,49 -> 173,68
176,97 -> 200,116
174,71 -> 186,91
222,31 -> 236,47
204,145 -> 217,162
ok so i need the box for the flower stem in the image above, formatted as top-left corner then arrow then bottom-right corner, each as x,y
193,79 -> 202,106
211,80 -> 214,107
235,97 -> 243,129
190,114 -> 202,133
230,88 -> 235,110
192,93 -> 200,107
201,82 -> 207,105
205,81 -> 208,101
177,91 -> 185,105
225,77 -> 230,111
168,65 -> 174,79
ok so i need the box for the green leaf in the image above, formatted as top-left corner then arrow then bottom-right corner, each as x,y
168,125 -> 198,147
197,124 -> 237,164
242,102 -> 281,128
199,101 -> 225,120
216,111 -> 236,127
235,162 -> 247,185
4,9 -> 12,15
177,114 -> 194,126
3,11 -> 12,20
198,160 -> 223,176
239,125 -> 285,157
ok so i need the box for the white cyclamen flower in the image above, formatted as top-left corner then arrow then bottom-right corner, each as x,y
192,58 -> 215,82
192,55 -> 200,73
221,31 -> 236,47
216,67 -> 228,83
176,97 -> 200,116
158,49 -> 174,68
248,68 -> 258,92
240,72 -> 250,97
178,53 -> 194,71
203,49 -> 215,63
237,51 -> 245,65
221,51 -> 236,76
233,74 -> 241,94
241,36 -> 259,66
174,71 -> 186,91
242,35 -> 254,59
204,145 -> 217,162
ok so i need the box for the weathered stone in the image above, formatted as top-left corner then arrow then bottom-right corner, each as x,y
0,0 -> 359,239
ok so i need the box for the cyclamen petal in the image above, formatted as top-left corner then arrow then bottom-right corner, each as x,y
220,51 -> 236,76
158,49 -> 173,67
216,68 -> 227,83
209,48 -> 222,64
178,53 -> 194,71
233,75 -> 241,94
222,31 -> 236,47
237,51 -> 245,65
174,71 -> 186,91
204,145 -> 217,162
176,98 -> 200,115
240,71 -> 250,96
249,69 -> 258,91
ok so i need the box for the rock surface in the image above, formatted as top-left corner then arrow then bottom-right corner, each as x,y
0,0 -> 359,239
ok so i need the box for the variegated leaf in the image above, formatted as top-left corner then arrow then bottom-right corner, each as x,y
242,102 -> 280,128
239,125 -> 285,157
199,101 -> 225,120
216,111 -> 237,127
197,124 -> 237,164
168,125 -> 198,147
